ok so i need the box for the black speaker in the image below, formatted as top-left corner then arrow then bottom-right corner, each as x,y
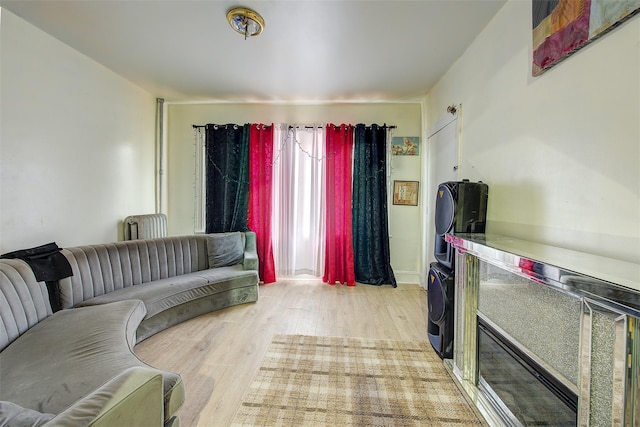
434,180 -> 488,269
427,262 -> 455,359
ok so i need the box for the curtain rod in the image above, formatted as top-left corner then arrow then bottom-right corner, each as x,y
288,124 -> 396,130
192,124 -> 252,129
193,124 -> 396,130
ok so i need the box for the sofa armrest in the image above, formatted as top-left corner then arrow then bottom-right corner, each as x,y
242,231 -> 259,271
46,367 -> 164,427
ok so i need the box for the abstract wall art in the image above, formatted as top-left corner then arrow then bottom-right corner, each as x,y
532,0 -> 640,76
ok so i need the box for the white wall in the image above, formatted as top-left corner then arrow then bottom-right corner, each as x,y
166,102 -> 424,283
0,9 -> 157,252
425,1 -> 640,263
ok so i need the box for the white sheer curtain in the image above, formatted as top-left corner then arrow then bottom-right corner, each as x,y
272,125 -> 326,277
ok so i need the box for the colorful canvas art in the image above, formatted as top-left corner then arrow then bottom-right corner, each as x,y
391,137 -> 419,156
532,0 -> 640,76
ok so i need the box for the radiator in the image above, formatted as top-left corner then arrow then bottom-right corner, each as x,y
123,213 -> 168,240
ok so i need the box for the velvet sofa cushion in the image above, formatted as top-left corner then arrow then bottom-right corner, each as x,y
206,232 -> 245,268
0,300 -> 184,423
77,266 -> 257,319
0,401 -> 54,427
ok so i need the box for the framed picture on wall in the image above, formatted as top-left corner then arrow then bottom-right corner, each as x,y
391,137 -> 419,155
393,181 -> 419,206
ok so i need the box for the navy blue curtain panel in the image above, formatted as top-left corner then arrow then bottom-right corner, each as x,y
352,124 -> 396,287
205,124 -> 250,233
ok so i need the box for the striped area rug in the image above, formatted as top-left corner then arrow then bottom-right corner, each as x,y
231,335 -> 484,426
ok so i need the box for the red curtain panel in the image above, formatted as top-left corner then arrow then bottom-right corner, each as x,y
323,124 -> 355,286
248,123 -> 276,284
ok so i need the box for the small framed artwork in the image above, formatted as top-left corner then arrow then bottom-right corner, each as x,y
393,181 -> 419,206
391,137 -> 419,156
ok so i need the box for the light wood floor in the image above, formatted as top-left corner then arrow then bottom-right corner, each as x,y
134,280 -> 428,427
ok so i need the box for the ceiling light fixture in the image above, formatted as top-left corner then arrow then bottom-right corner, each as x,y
227,7 -> 265,39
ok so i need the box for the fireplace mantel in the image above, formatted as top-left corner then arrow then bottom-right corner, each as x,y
446,233 -> 639,426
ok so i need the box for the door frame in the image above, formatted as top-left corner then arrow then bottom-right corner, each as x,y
420,106 -> 460,288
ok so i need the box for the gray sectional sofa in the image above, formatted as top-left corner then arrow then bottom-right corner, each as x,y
0,232 -> 260,426
58,233 -> 260,341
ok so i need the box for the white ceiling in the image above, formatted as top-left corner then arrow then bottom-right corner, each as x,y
1,0 -> 506,103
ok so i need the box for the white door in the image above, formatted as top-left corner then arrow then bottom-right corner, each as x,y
425,113 -> 459,269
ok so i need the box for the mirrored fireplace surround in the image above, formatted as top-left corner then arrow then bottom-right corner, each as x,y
445,233 -> 640,427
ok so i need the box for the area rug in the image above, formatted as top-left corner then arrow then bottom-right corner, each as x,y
231,335 -> 484,426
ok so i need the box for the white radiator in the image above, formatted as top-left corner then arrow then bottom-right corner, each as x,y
123,213 -> 168,240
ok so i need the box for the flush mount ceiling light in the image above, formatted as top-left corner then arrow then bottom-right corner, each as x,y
227,7 -> 265,39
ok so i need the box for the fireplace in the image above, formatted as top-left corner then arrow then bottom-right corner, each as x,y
446,233 -> 640,426
477,318 -> 577,426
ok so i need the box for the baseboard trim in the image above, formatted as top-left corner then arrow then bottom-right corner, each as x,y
394,270 -> 423,286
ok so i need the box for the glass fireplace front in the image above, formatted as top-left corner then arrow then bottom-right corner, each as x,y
447,233 -> 640,426
478,318 -> 578,426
